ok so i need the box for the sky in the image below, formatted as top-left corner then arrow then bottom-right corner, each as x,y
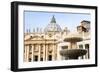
24,11 -> 91,32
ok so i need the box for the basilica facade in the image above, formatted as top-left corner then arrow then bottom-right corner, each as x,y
24,16 -> 90,62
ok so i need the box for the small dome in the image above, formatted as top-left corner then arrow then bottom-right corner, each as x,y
44,16 -> 62,32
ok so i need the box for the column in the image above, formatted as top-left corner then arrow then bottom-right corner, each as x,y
26,45 -> 29,62
57,44 -> 61,60
85,44 -> 89,59
55,44 -> 57,60
38,44 -> 41,61
43,44 -> 46,61
83,44 -> 85,59
70,42 -> 77,49
52,44 -> 55,61
45,44 -> 48,61
24,45 -> 26,62
31,44 -> 34,61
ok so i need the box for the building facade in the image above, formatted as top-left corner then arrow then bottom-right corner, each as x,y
24,16 -> 90,62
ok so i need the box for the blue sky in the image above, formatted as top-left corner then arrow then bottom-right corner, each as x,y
24,11 -> 91,32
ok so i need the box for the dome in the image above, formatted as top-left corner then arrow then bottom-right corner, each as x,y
44,16 -> 62,32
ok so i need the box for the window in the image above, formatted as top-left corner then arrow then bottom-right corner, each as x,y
34,55 -> 38,61
48,55 -> 52,61
40,58 -> 43,61
41,36 -> 44,38
29,58 -> 31,62
29,52 -> 32,54
79,45 -> 83,49
34,44 -> 39,52
30,35 -> 33,38
85,44 -> 89,49
48,34 -> 52,37
28,45 -> 32,61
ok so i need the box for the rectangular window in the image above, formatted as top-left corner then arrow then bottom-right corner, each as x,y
48,55 -> 52,61
40,58 -> 43,61
79,45 -> 83,49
